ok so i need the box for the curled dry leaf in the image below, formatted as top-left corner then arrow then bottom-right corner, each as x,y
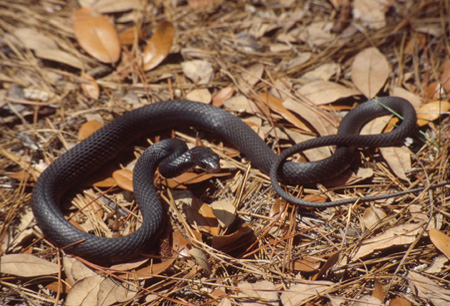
80,73 -> 100,100
351,47 -> 389,99
0,254 -> 59,277
211,224 -> 255,253
407,271 -> 450,305
291,257 -> 321,272
73,7 -> 121,64
362,206 -> 387,230
429,228 -> 450,260
142,20 -> 174,71
416,100 -> 450,127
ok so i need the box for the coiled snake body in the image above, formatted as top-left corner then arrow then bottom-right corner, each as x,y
32,97 -> 417,263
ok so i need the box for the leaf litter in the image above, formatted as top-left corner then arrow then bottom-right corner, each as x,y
1,0 -> 450,305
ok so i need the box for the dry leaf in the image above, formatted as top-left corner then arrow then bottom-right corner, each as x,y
223,95 -> 253,113
302,62 -> 340,81
0,254 -> 59,277
142,20 -> 174,71
238,63 -> 264,93
408,271 -> 450,305
354,295 -> 383,306
257,93 -> 309,131
429,228 -> 450,260
34,48 -> 83,69
282,98 -> 337,136
80,73 -> 100,100
78,120 -> 103,141
440,59 -> 450,93
212,87 -> 234,107
372,279 -> 384,302
424,82 -> 445,100
189,248 -> 211,273
351,47 -> 389,98
353,0 -> 387,30
390,87 -> 421,108
298,80 -> 360,105
379,146 -> 411,181
211,224 -> 255,252
63,256 -> 97,285
284,130 -> 332,162
92,0 -> 140,13
280,281 -> 332,306
210,200 -> 236,228
389,298 -> 412,306
181,60 -> 213,85
118,26 -> 143,45
361,206 -> 387,230
237,280 -> 278,306
66,274 -> 138,306
291,257 -> 321,272
112,169 -> 133,192
313,251 -> 340,280
186,88 -> 212,104
73,7 -> 121,63
187,0 -> 214,9
14,28 -> 58,50
353,223 -> 424,260
416,100 -> 450,127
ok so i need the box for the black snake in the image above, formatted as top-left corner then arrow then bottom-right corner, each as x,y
31,97 -> 417,263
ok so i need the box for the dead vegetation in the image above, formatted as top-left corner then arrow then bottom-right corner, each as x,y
1,0 -> 450,305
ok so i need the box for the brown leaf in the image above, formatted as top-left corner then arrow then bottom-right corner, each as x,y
78,119 -> 103,141
210,200 -> 236,228
389,298 -> 412,306
118,25 -> 143,45
416,100 -> 450,127
0,254 -> 59,277
81,73 -> 100,100
424,82 -> 444,100
212,87 -> 234,107
92,0 -> 140,13
312,251 -> 339,280
280,281 -> 332,306
142,20 -> 174,71
353,223 -> 425,260
73,7 -> 121,63
112,169 -> 133,192
237,280 -> 278,306
361,206 -> 387,230
379,146 -> 411,181
298,80 -> 360,105
353,0 -> 387,30
14,28 -> 58,50
372,279 -> 384,302
441,59 -> 450,93
408,271 -> 450,305
165,172 -> 230,189
211,224 -> 255,252
187,0 -> 214,9
429,228 -> 450,260
257,93 -> 309,131
291,257 -> 321,272
186,88 -> 212,104
34,48 -> 83,69
351,47 -> 389,98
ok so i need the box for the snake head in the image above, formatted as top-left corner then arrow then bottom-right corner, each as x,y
195,148 -> 221,173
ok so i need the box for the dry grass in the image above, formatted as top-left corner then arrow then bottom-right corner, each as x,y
1,0 -> 449,305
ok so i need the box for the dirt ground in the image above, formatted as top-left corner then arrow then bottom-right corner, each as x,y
1,0 -> 449,305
